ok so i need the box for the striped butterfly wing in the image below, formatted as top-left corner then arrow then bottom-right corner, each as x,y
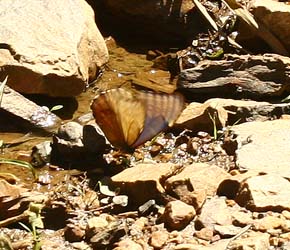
91,88 -> 184,150
91,88 -> 146,149
131,91 -> 185,148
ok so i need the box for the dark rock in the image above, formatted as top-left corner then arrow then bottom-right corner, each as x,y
178,53 -> 290,99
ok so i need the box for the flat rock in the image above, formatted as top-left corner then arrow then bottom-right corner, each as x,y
228,231 -> 270,250
178,53 -> 290,99
236,174 -> 290,212
196,196 -> 232,229
113,239 -> 143,250
111,163 -> 181,205
0,0 -> 108,97
173,239 -> 230,250
165,163 -> 231,197
175,98 -> 290,133
233,119 -> 290,177
213,224 -> 243,237
1,85 -> 61,132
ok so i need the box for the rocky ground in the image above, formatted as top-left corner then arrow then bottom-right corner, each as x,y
1,0 -> 290,250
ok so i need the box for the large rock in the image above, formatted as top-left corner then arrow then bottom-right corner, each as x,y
233,119 -> 290,176
178,54 -> 290,99
0,0 -> 108,97
162,163 -> 231,210
111,163 -> 181,205
236,174 -> 290,212
175,98 -> 290,133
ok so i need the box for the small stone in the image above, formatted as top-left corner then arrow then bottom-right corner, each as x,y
231,210 -> 253,227
162,200 -> 196,230
113,238 -> 143,250
130,217 -> 148,237
187,140 -> 199,155
195,228 -> 214,241
280,232 -> 290,240
253,215 -> 286,231
86,216 -> 109,239
150,230 -> 169,249
71,242 -> 91,250
64,224 -> 85,242
213,225 -> 243,237
282,210 -> 290,220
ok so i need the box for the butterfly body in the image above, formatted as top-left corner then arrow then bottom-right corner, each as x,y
91,88 -> 184,150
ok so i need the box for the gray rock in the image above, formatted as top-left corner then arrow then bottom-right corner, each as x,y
1,85 -> 61,131
178,54 -> 290,99
52,121 -> 107,162
0,0 -> 108,97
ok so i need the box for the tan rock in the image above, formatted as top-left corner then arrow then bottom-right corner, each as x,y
165,163 -> 230,198
231,210 -> 253,226
282,210 -> 290,220
165,175 -> 206,210
233,120 -> 290,177
196,196 -> 232,229
0,0 -> 108,97
195,228 -> 214,241
162,200 -> 196,230
280,232 -> 290,240
113,238 -> 143,250
236,174 -> 290,212
229,231 -> 270,250
173,239 -> 230,250
87,216 -> 109,233
111,163 -> 181,205
253,215 -> 286,231
213,225 -> 243,237
149,230 -> 169,249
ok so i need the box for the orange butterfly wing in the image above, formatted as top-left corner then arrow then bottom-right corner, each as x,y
91,88 -> 184,150
91,88 -> 145,149
132,91 -> 185,148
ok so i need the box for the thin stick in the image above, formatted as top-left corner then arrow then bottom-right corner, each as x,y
224,224 -> 252,250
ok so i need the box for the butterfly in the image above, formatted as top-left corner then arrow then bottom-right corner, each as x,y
90,88 -> 185,150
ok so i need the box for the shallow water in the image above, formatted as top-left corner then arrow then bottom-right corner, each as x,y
0,41 -> 160,187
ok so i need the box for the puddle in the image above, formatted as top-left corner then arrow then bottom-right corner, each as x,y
0,41 -> 159,188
